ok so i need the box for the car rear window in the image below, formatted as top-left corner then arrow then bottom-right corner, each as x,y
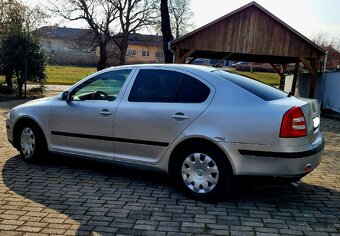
213,70 -> 287,101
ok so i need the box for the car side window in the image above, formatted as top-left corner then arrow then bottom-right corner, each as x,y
128,69 -> 210,103
70,69 -> 132,101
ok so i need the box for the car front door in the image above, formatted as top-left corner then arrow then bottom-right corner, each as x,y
113,68 -> 214,164
49,68 -> 133,160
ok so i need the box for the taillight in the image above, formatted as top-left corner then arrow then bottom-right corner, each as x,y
280,107 -> 307,138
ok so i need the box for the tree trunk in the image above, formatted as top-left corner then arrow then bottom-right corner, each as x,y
160,0 -> 174,63
5,73 -> 13,89
97,44 -> 107,71
16,70 -> 23,97
119,35 -> 129,65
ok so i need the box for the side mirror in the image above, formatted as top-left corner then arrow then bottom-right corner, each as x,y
61,91 -> 70,101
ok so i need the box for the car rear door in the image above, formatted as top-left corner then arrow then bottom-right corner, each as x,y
112,67 -> 214,164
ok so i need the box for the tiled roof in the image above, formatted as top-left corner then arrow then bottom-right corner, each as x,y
35,26 -> 162,46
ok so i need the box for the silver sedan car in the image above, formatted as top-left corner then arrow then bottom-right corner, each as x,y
6,64 -> 324,200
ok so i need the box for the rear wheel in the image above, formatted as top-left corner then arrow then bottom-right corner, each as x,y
18,122 -> 47,163
173,144 -> 233,201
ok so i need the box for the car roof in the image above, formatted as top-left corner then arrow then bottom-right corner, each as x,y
107,63 -> 219,74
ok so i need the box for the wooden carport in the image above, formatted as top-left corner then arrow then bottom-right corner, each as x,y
170,1 -> 326,98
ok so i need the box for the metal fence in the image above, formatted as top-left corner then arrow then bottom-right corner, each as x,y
285,71 -> 340,112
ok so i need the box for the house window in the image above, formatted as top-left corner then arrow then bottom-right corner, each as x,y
156,52 -> 163,58
127,49 -> 136,56
142,51 -> 150,57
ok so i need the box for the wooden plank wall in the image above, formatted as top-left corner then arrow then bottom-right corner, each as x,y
175,6 -> 321,59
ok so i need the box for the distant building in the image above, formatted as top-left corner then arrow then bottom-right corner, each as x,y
124,34 -> 164,64
35,26 -> 97,66
35,26 -> 164,66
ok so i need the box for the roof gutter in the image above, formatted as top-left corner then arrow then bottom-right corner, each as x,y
168,41 -> 176,63
320,51 -> 328,109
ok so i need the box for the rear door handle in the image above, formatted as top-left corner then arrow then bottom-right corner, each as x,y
172,112 -> 189,120
99,109 -> 113,116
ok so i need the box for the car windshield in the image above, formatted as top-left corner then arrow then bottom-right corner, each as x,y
212,70 -> 288,101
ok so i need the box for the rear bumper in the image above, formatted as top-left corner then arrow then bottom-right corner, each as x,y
238,140 -> 324,159
224,133 -> 325,177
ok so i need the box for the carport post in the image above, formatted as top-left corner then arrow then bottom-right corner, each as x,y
270,63 -> 286,90
299,57 -> 319,98
291,61 -> 300,95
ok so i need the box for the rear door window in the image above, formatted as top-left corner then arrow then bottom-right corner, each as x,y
128,69 -> 210,103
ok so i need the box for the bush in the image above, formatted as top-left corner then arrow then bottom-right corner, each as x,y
0,84 -> 13,94
236,64 -> 304,74
236,64 -> 276,73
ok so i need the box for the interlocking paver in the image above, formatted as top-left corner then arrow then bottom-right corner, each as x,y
0,98 -> 339,235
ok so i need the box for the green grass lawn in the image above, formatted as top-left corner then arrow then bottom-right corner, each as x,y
46,65 -> 97,85
227,68 -> 280,86
46,65 -> 280,86
1,65 -> 280,87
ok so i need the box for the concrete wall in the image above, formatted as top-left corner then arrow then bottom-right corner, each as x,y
285,71 -> 340,112
40,38 -> 97,66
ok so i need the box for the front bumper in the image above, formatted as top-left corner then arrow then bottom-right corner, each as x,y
6,119 -> 14,146
223,133 -> 325,177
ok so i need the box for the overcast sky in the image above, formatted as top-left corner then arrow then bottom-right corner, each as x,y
24,0 -> 340,41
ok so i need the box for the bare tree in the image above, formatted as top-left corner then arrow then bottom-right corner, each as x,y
154,0 -> 194,39
49,0 -> 156,68
49,0 -> 118,70
311,31 -> 330,47
169,0 -> 193,38
160,0 -> 173,63
108,0 -> 156,65
1,0 -> 47,32
310,31 -> 340,70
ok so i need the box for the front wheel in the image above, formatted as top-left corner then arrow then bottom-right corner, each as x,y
18,122 -> 47,163
173,145 -> 233,201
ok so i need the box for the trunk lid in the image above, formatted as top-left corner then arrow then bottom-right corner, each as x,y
299,98 -> 321,142
269,97 -> 321,145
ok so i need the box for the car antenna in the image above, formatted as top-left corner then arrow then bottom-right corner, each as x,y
212,52 -> 234,68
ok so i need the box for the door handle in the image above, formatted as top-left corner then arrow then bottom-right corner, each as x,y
99,109 -> 112,116
172,112 -> 189,120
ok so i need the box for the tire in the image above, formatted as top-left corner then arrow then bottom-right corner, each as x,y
172,144 -> 233,201
18,122 -> 47,163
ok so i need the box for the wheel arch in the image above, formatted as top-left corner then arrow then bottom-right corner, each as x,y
168,137 -> 235,177
13,117 -> 47,150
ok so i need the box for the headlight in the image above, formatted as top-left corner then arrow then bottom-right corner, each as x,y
7,111 -> 11,119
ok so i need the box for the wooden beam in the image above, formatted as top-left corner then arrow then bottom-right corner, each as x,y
175,49 -> 195,64
309,59 -> 319,98
299,57 -> 318,98
187,57 -> 197,64
291,61 -> 300,95
270,63 -> 284,77
270,63 -> 287,90
299,57 -> 314,74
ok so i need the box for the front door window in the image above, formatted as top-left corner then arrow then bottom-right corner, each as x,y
70,69 -> 132,101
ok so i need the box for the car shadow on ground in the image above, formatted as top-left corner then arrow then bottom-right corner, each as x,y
2,153 -> 339,235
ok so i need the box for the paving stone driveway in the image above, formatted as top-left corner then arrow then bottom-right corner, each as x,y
0,99 -> 339,236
